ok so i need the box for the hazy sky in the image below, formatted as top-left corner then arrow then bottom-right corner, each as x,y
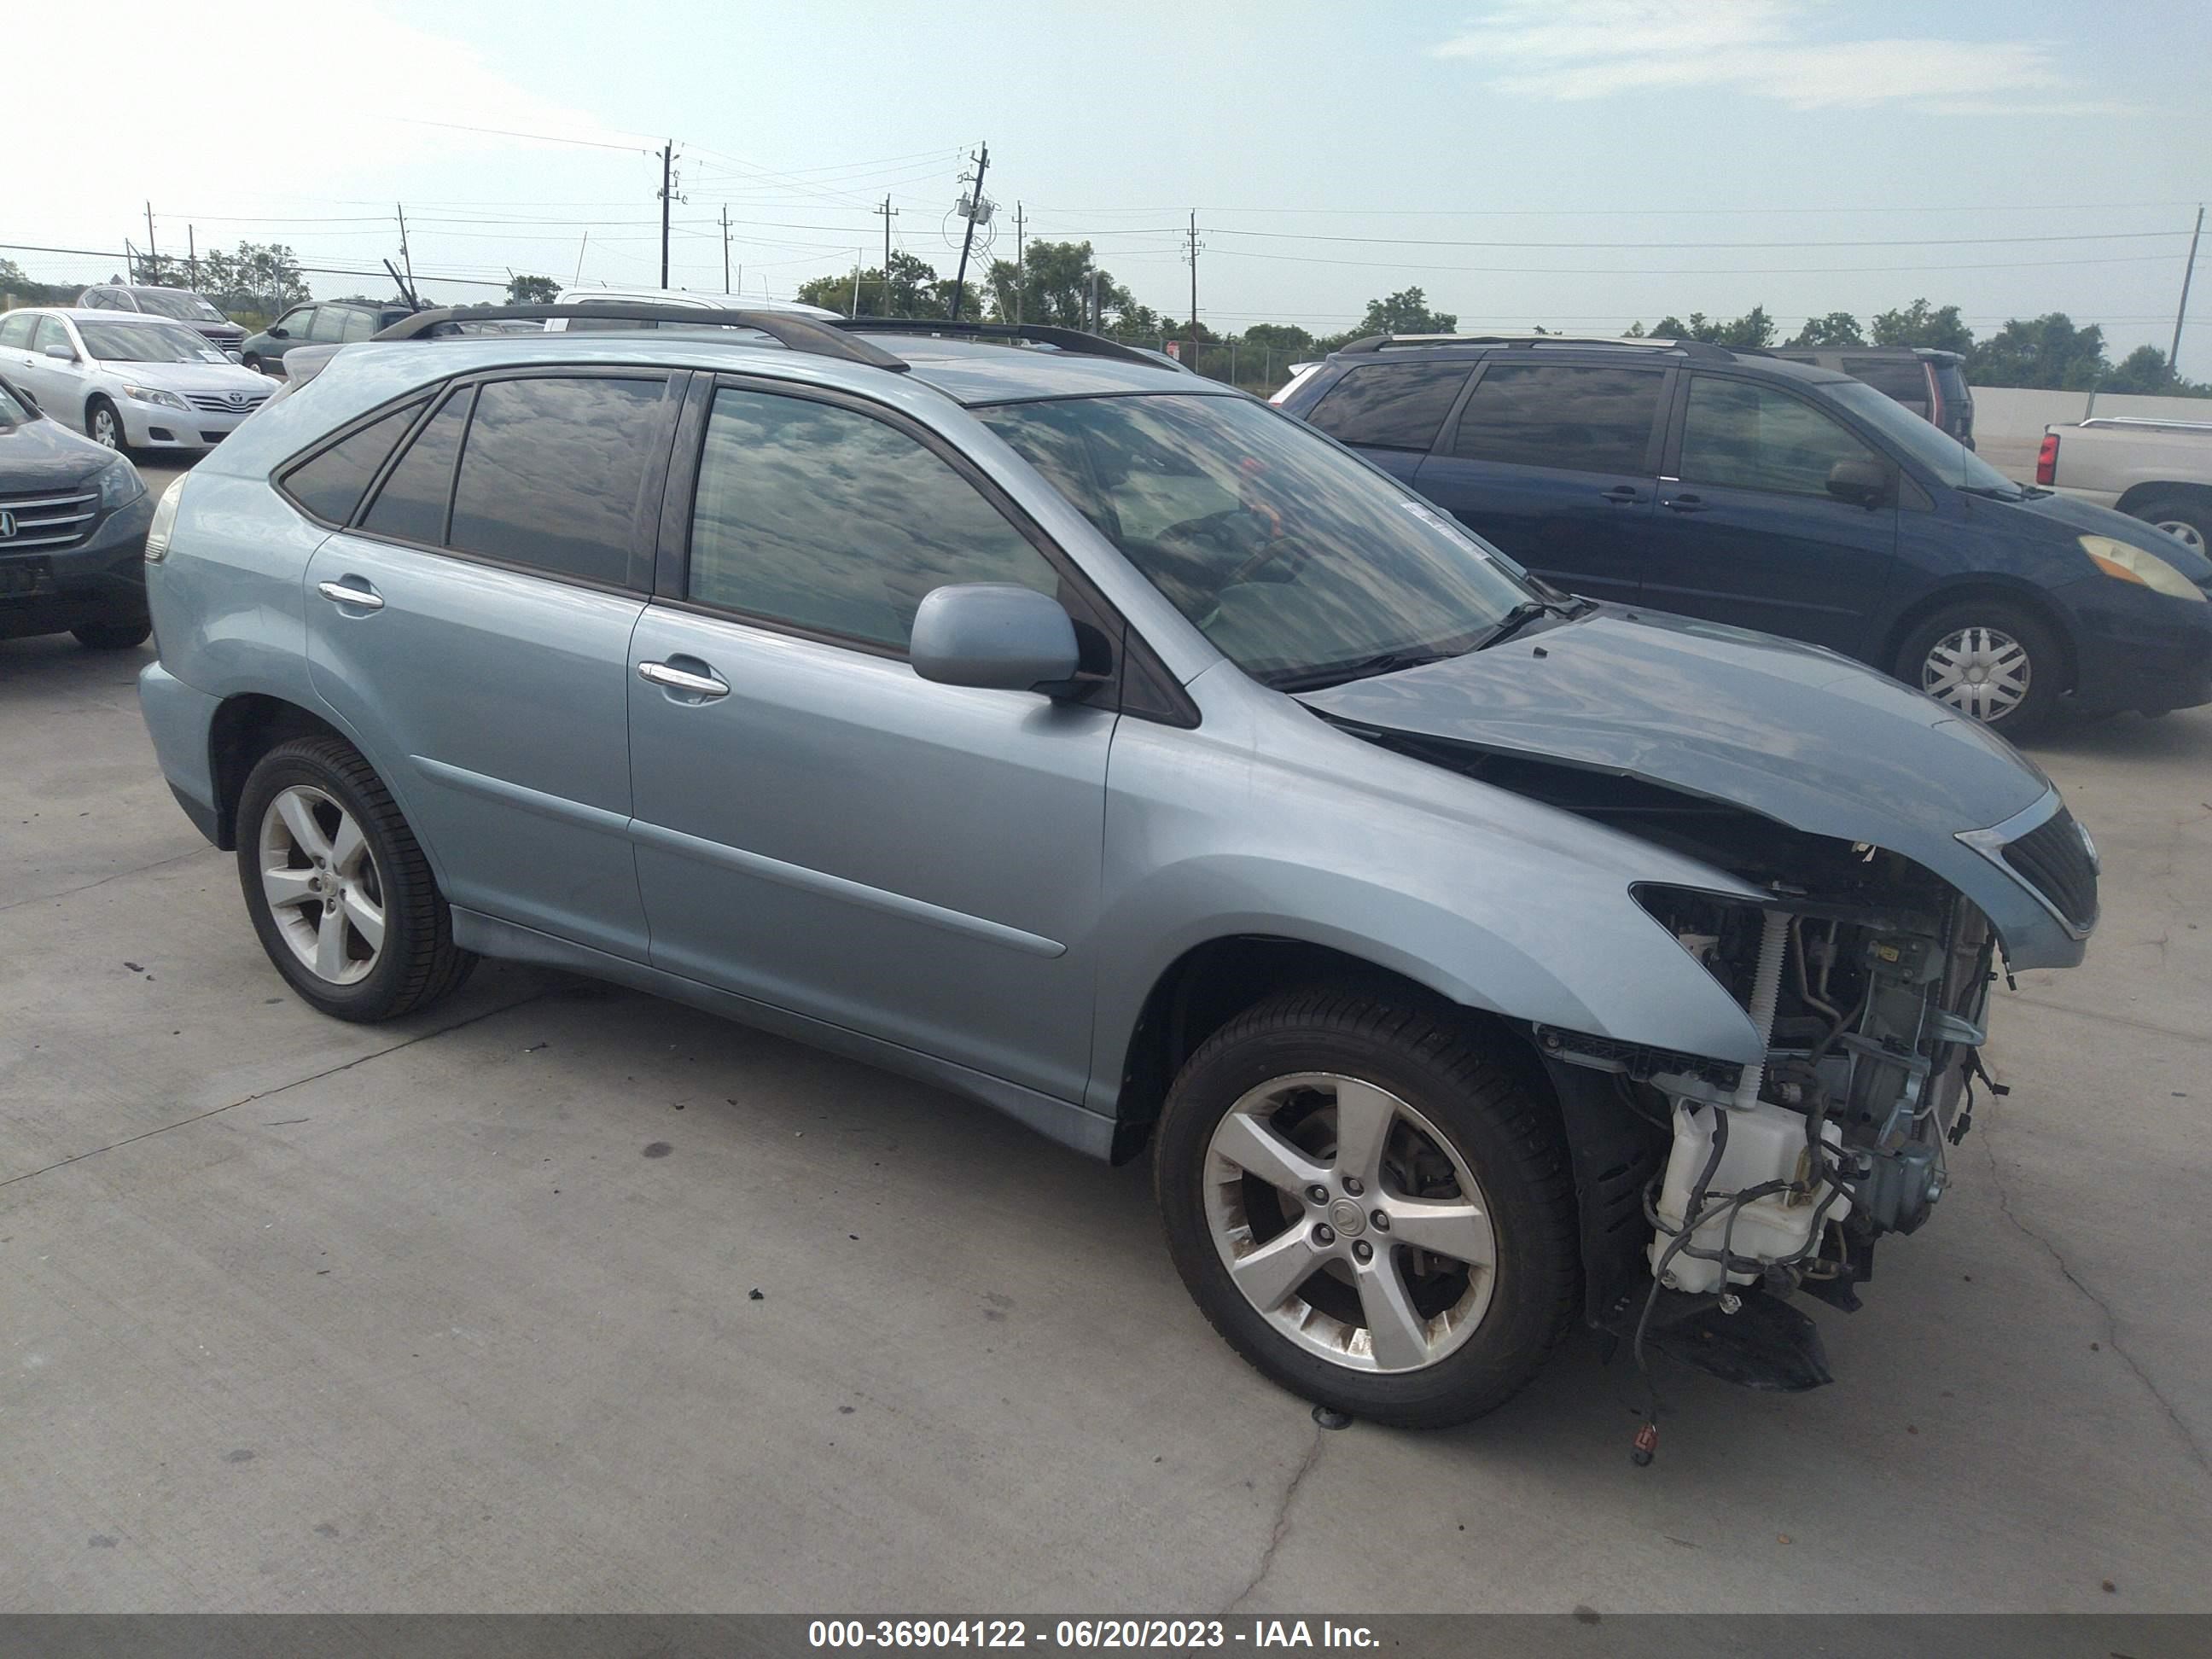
16,1 -> 2210,359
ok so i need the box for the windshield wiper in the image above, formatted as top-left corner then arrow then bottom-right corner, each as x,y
1267,649 -> 1462,692
1957,483 -> 2027,502
1475,598 -> 1573,651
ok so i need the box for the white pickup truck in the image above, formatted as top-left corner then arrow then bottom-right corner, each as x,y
2035,416 -> 2212,556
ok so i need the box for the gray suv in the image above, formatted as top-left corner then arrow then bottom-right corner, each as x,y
137,307 -> 2095,1432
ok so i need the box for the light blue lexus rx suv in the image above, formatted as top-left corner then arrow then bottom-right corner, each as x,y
137,306 -> 2096,1432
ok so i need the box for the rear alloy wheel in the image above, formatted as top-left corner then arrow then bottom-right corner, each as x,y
85,397 -> 125,454
1155,987 -> 1578,1429
1895,600 -> 2063,739
236,736 -> 474,1021
242,352 -> 265,375
2134,496 -> 2209,559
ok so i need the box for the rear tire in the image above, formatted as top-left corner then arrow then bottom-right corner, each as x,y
236,736 -> 474,1022
242,352 -> 265,375
72,619 -> 151,650
2131,494 -> 2210,560
1893,599 -> 2064,740
1154,987 -> 1579,1429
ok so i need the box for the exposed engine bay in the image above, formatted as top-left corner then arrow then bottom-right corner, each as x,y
1350,728 -> 2020,1415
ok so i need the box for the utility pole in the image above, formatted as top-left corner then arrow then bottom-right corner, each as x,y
145,202 -> 157,278
1013,201 -> 1025,327
2172,204 -> 2204,375
872,195 -> 899,313
1183,211 -> 1203,362
721,205 -> 731,294
1089,270 -> 1100,332
949,142 -> 988,323
187,224 -> 198,291
574,230 -> 590,286
658,142 -> 681,288
396,202 -> 416,298
851,255 -> 863,315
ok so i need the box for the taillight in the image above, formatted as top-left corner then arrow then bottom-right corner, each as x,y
143,474 -> 188,562
2034,434 -> 2059,486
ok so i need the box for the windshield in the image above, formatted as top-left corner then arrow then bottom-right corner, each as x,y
78,321 -> 230,364
1824,379 -> 2019,495
132,288 -> 227,323
981,392 -> 1536,685
0,377 -> 34,423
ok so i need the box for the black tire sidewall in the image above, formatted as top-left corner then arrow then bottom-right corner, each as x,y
1155,995 -> 1577,1428
72,619 -> 151,649
2136,498 -> 2210,556
1895,600 -> 2064,738
236,742 -> 434,1021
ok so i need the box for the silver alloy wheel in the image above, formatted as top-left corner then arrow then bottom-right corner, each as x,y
89,405 -> 122,450
258,784 -> 386,985
1202,1071 -> 1497,1373
2155,517 -> 2206,556
1921,626 -> 2031,723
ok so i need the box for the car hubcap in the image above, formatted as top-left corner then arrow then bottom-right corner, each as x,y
92,410 -> 119,448
1922,626 -> 2030,723
259,785 -> 385,985
2155,518 -> 2206,556
1202,1072 -> 1497,1374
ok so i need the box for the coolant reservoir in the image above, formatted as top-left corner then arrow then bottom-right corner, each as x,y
1649,1099 -> 1851,1295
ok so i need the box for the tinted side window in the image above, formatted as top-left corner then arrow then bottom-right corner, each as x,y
340,308 -> 375,343
687,387 -> 1057,650
31,318 -> 70,356
276,306 -> 314,337
361,388 -> 471,544
1679,377 -> 1882,498
1304,364 -> 1469,451
448,375 -> 663,585
281,398 -> 428,525
0,313 -> 32,348
1448,364 -> 1663,473
1842,356 -> 1930,414
309,308 -> 350,345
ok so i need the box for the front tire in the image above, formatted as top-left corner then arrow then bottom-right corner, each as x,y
72,619 -> 152,650
1155,987 -> 1579,1429
2132,494 -> 2210,560
1894,599 -> 2064,739
236,736 -> 474,1022
85,396 -> 127,455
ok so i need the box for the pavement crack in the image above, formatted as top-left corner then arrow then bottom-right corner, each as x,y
0,988 -> 553,1191
1978,1119 -> 2211,1479
0,847 -> 215,915
1225,1425 -> 1326,1615
1994,993 -> 2212,1050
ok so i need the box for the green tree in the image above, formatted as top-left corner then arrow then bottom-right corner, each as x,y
1787,311 -> 1866,348
1650,307 -> 1772,346
197,242 -> 309,318
795,250 -> 951,318
981,241 -> 1166,334
1353,287 -> 1457,336
507,274 -> 559,304
1240,323 -> 1314,354
1970,312 -> 2107,390
1869,298 -> 1973,354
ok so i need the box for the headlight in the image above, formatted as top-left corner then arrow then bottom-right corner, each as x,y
143,474 -> 188,563
2080,534 -> 2208,602
97,456 -> 145,510
120,383 -> 190,412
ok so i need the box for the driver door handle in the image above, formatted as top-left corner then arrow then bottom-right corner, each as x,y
317,579 -> 383,610
637,660 -> 731,699
1663,493 -> 1708,514
1600,485 -> 1641,504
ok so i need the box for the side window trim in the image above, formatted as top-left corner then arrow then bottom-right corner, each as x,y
343,366 -> 679,597
272,390 -> 440,528
1439,357 -> 1674,475
655,372 -> 1196,726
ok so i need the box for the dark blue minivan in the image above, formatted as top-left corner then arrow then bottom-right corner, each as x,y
1276,335 -> 2212,736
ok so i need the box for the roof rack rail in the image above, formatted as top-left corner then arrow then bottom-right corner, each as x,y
833,317 -> 1185,371
370,303 -> 912,372
1336,332 -> 1740,362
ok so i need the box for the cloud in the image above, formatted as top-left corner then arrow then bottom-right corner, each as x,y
1430,0 -> 2111,112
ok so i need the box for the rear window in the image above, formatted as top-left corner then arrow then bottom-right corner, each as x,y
1303,363 -> 1469,451
1842,356 -> 1930,415
1447,363 -> 1665,474
279,398 -> 428,524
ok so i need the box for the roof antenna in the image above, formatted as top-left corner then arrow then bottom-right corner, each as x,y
383,258 -> 422,312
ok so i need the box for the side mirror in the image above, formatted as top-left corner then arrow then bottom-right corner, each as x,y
42,344 -> 74,363
910,584 -> 1080,693
1826,456 -> 1893,509
224,349 -> 244,363
268,326 -> 288,340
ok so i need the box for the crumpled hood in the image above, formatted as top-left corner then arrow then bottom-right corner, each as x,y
1298,605 -> 2085,967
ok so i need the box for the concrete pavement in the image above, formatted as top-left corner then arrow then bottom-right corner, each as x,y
2,487 -> 2208,1611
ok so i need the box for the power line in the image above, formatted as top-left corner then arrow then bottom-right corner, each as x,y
1202,227 -> 2194,252
381,114 -> 653,154
1204,247 -> 2185,276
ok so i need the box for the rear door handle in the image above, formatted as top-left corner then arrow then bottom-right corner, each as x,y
1663,493 -> 1708,514
317,579 -> 383,610
637,660 -> 731,700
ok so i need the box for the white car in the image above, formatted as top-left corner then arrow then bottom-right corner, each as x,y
544,286 -> 841,332
0,309 -> 275,456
